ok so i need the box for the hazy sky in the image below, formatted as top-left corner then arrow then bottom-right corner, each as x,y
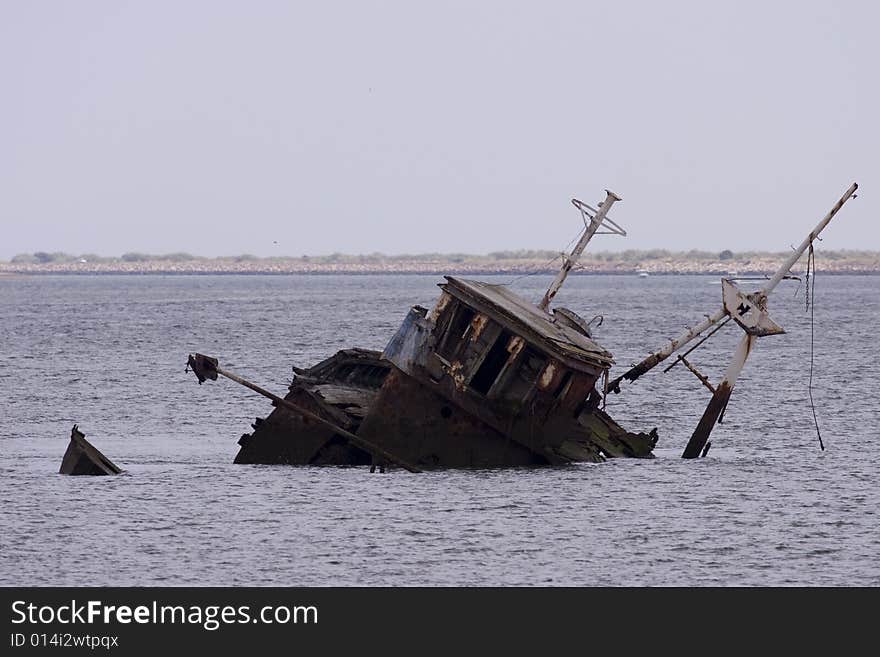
1,1 -> 876,259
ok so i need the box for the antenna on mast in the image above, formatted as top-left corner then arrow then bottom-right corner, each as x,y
538,189 -> 626,311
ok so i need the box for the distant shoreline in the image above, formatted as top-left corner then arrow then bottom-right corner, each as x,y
2,255 -> 879,276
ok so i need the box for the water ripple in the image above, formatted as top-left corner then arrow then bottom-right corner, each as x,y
0,274 -> 878,586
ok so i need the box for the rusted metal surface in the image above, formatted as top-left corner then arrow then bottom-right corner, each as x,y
575,410 -> 658,459
204,245 -> 659,468
357,369 -> 551,468
186,353 -> 218,384
442,277 -> 612,372
293,348 -> 391,387
186,353 -> 423,472
59,425 -> 122,476
486,335 -> 526,399
186,183 -> 860,469
682,332 -> 753,458
229,276 -> 657,470
677,355 -> 716,394
365,272 -> 658,466
662,316 -> 732,375
236,349 -> 389,466
186,186 -> 688,470
469,312 -> 490,341
427,291 -> 452,322
608,308 -> 728,392
538,360 -> 560,390
552,307 -> 594,337
236,385 -> 381,466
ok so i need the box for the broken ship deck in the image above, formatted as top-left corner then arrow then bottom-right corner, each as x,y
235,277 -> 658,469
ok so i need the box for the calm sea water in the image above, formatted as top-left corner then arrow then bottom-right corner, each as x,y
1,273 -> 877,586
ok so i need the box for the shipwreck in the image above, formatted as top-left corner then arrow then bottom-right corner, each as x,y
60,424 -> 123,476
187,183 -> 858,471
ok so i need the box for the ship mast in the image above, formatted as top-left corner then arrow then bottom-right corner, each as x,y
609,182 -> 858,394
679,182 -> 858,458
603,182 -> 858,458
538,189 -> 625,311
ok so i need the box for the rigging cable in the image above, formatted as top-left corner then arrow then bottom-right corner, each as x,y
500,221 -> 582,286
805,243 -> 825,451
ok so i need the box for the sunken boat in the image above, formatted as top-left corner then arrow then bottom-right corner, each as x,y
233,277 -> 659,468
188,183 -> 859,469
190,190 -> 658,469
60,424 -> 122,476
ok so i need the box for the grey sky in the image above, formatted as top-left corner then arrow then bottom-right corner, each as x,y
1,0 -> 876,259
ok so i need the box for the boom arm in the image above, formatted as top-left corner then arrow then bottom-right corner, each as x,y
608,183 -> 858,395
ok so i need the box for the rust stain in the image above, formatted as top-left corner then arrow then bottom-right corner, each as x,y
682,381 -> 733,459
507,335 -> 525,356
469,313 -> 489,342
428,291 -> 452,321
538,360 -> 558,390
449,360 -> 467,391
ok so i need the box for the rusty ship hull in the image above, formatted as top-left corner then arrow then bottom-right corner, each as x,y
234,277 -> 658,469
189,184 -> 860,468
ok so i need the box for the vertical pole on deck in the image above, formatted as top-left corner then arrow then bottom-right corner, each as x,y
538,190 -> 622,311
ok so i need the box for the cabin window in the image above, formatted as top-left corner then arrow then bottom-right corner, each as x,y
469,330 -> 513,395
437,302 -> 475,360
503,347 -> 548,401
553,370 -> 573,399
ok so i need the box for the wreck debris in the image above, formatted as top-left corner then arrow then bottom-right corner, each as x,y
358,277 -> 654,468
236,349 -> 391,466
187,188 -> 659,469
606,183 -> 859,458
186,353 -> 423,473
681,184 -> 857,458
184,183 -> 862,468
59,425 -> 122,476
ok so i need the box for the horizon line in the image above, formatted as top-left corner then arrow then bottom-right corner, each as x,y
5,247 -> 880,263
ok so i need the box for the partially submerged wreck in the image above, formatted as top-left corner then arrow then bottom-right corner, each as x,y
187,183 -> 859,470
60,425 -> 122,476
228,274 -> 658,469
189,190 -> 656,469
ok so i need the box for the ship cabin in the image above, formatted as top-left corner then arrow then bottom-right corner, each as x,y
425,277 -> 611,412
357,276 -> 618,467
